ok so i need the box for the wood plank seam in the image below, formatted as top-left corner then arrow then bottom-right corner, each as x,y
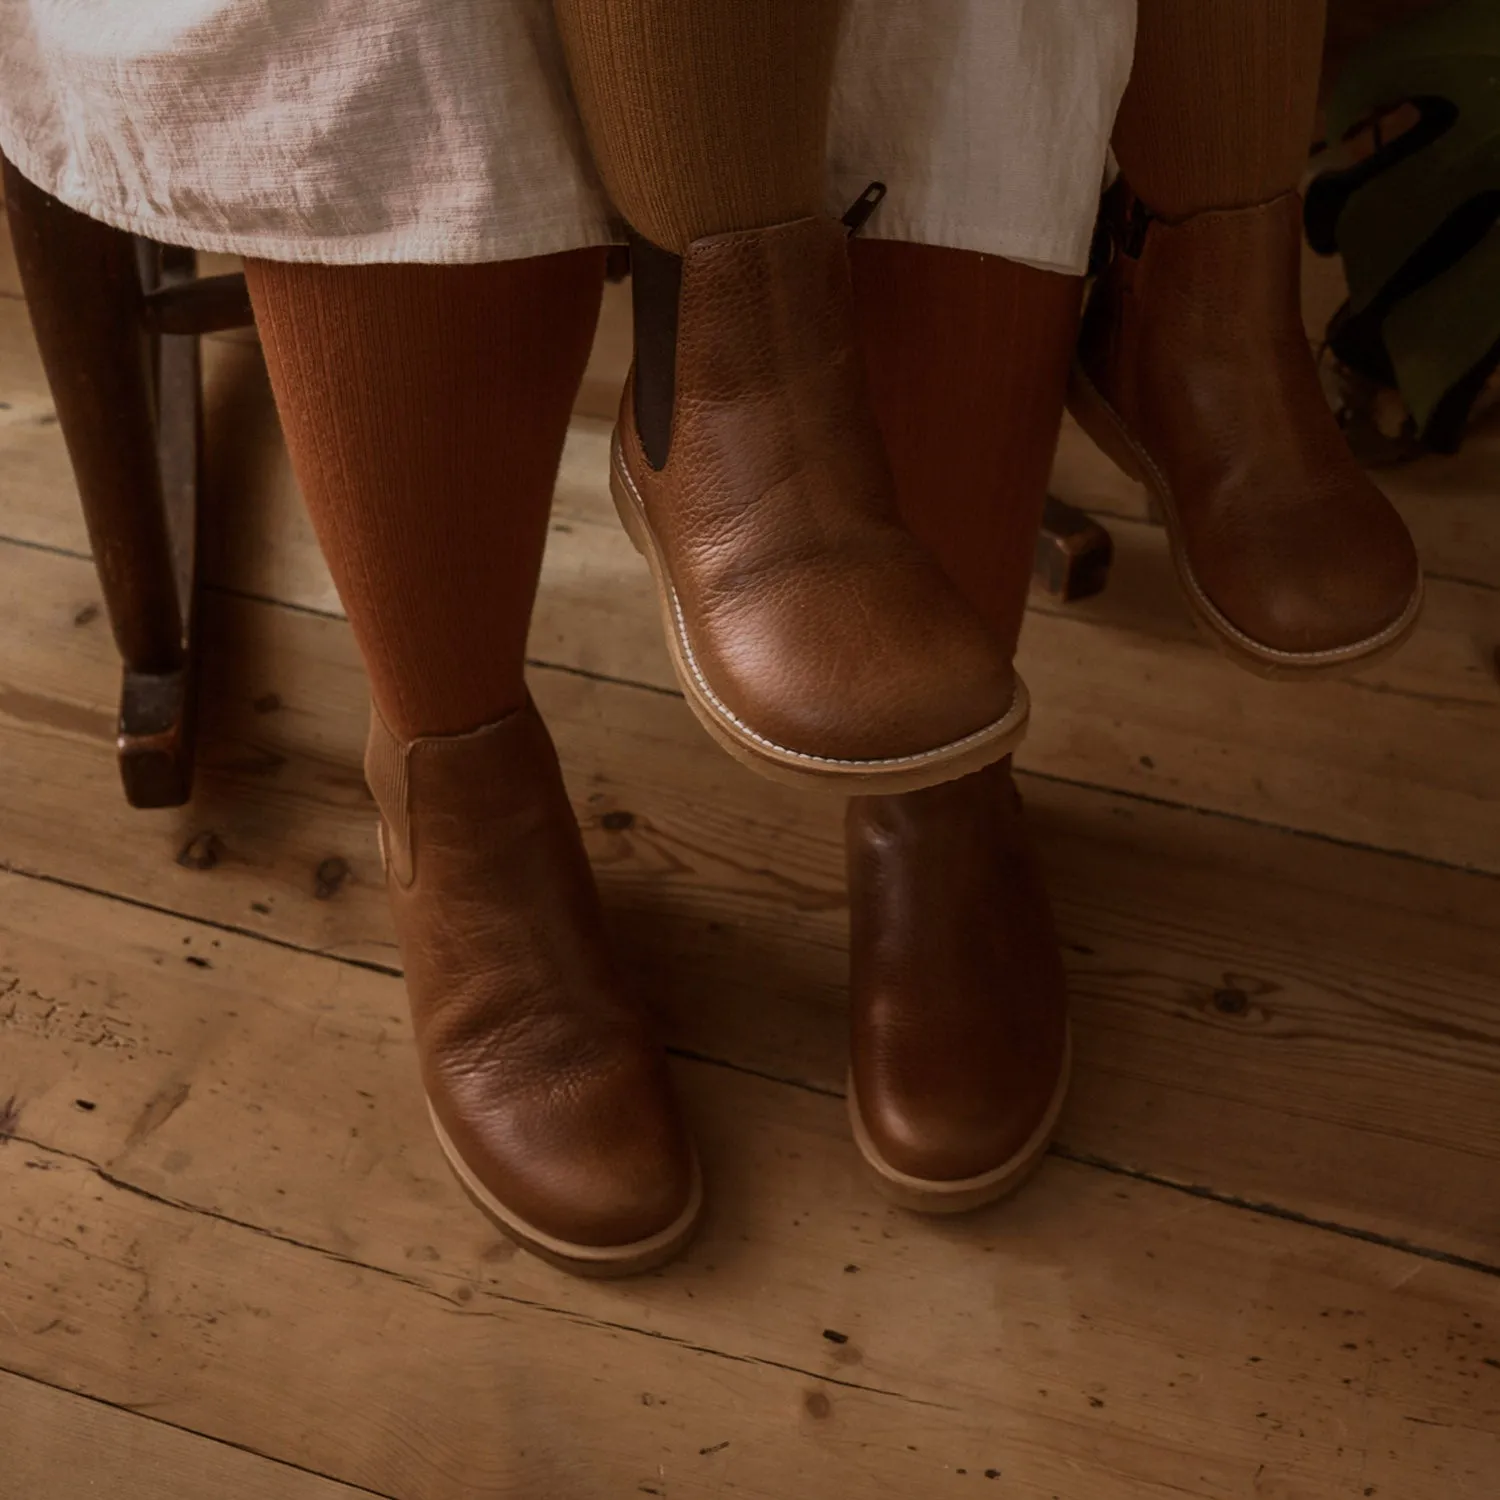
0,1366 -> 399,1500
0,856 -> 403,979
1021,765 -> 1500,884
0,528 -> 697,706
0,530 -> 90,564
1052,1147 -> 1500,1279
4,1127 -> 959,1412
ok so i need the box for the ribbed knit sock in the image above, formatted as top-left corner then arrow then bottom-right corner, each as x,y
851,241 -> 1082,661
552,0 -> 840,251
1113,0 -> 1328,216
244,252 -> 605,739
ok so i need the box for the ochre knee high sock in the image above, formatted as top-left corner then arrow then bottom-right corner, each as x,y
850,242 -> 1082,662
244,252 -> 604,739
551,0 -> 840,251
1114,0 -> 1327,217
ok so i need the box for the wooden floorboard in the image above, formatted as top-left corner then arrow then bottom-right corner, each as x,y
0,1369 -> 380,1500
3,194 -> 1498,1498
1,542 -> 1496,1267
1,871 -> 1496,1498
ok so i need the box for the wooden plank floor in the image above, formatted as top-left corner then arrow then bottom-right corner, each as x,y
1,218 -> 1498,1498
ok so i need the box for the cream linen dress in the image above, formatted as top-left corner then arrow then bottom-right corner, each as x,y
0,0 -> 1134,276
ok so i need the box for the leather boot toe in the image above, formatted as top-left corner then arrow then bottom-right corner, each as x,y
1072,189 -> 1423,674
847,762 -> 1070,1213
615,216 -> 1027,791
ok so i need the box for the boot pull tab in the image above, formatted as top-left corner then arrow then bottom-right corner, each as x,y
842,182 -> 888,237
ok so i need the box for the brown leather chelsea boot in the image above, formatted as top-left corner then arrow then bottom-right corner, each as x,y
612,217 -> 1027,794
846,760 -> 1070,1213
1070,188 -> 1423,677
365,699 -> 702,1275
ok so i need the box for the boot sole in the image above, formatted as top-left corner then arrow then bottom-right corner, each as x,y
847,1032 -> 1072,1215
427,1101 -> 704,1278
1066,362 -> 1424,680
610,435 -> 1029,795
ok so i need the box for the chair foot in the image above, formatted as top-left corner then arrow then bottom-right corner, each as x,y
119,665 -> 197,808
3,163 -> 215,807
1033,496 -> 1113,602
121,256 -> 205,809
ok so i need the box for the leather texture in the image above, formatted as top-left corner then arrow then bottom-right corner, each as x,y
846,760 -> 1069,1182
365,699 -> 696,1250
1076,191 -> 1421,657
617,215 -> 1017,764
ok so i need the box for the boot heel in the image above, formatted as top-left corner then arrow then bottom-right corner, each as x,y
1066,361 -> 1149,486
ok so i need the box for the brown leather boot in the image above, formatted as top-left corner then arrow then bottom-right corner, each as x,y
1070,188 -> 1423,676
612,217 -> 1027,795
845,760 -> 1070,1213
365,699 -> 701,1275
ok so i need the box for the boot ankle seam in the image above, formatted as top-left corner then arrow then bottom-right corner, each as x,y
1132,189 -> 1300,233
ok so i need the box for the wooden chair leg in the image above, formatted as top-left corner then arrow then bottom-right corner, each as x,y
131,241 -> 204,807
3,159 -> 200,807
1033,496 -> 1114,602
